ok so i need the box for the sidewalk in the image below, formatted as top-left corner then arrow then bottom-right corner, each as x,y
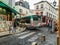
0,27 -> 26,37
0,31 -> 10,37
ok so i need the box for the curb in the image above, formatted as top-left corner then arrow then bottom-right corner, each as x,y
0,29 -> 25,38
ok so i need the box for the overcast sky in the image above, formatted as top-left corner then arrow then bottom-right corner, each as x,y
15,0 -> 58,9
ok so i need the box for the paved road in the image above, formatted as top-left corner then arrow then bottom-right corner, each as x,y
0,27 -> 57,45
38,27 -> 57,45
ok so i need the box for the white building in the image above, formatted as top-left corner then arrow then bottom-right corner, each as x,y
34,1 -> 58,21
1,0 -> 15,8
15,6 -> 32,18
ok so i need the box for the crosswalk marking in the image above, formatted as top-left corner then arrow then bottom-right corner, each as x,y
15,31 -> 30,36
28,33 -> 42,41
28,35 -> 38,41
18,32 -> 35,39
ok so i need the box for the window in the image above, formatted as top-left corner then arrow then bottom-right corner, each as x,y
19,9 -> 23,13
47,12 -> 48,17
36,5 -> 39,9
53,15 -> 54,18
19,3 -> 23,6
49,6 -> 50,10
41,4 -> 43,8
22,16 -> 30,23
26,11 -> 28,14
49,13 -> 51,17
9,0 -> 12,6
33,15 -> 38,20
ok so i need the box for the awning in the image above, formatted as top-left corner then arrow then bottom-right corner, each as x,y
0,1 -> 19,14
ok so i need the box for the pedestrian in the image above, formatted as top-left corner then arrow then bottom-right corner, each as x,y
8,21 -> 12,34
46,19 -> 49,27
13,19 -> 17,33
48,20 -> 52,33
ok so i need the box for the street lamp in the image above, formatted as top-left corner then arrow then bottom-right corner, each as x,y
53,0 -> 57,7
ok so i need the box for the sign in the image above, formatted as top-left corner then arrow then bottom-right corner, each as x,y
30,16 -> 34,26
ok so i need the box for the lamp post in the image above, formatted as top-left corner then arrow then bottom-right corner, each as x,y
57,0 -> 60,45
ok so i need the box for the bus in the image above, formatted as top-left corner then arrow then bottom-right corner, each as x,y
22,15 -> 46,30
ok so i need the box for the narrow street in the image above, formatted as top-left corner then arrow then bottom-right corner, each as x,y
0,27 -> 57,45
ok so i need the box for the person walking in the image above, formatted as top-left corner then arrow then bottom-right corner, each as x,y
46,19 -> 49,27
13,19 -> 17,33
48,20 -> 52,33
8,21 -> 12,34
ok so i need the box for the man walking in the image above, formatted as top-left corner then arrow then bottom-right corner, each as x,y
13,19 -> 17,33
48,20 -> 52,33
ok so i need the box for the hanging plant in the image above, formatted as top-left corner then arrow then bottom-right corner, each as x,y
2,9 -> 6,15
0,8 -> 3,14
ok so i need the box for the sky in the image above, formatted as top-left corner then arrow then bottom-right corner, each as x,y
15,0 -> 58,9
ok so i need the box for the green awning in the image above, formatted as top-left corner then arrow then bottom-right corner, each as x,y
0,1 -> 19,14
22,15 -> 36,19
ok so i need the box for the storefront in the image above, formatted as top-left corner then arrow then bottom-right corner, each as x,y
0,1 -> 19,32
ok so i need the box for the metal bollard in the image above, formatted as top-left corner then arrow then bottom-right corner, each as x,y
57,36 -> 60,45
40,35 -> 45,41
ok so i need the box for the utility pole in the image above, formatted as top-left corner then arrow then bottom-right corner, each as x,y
57,0 -> 60,45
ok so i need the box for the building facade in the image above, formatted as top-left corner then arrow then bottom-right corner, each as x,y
1,0 -> 15,8
15,0 -> 30,9
15,6 -> 32,18
34,1 -> 58,22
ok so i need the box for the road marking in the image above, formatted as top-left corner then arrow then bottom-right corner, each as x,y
28,33 -> 42,41
15,31 -> 30,36
18,32 -> 35,39
28,35 -> 38,41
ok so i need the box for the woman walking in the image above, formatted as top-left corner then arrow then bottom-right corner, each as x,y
8,21 -> 12,34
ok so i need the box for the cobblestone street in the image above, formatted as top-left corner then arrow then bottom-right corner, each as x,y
0,27 -> 57,45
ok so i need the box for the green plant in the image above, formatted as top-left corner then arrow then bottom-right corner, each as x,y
2,9 -> 6,15
0,8 -> 3,14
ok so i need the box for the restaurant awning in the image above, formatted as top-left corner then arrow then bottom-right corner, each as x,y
0,1 -> 19,14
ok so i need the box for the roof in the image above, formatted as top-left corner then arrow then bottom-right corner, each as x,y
15,1 -> 30,9
0,1 -> 19,14
34,1 -> 57,10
